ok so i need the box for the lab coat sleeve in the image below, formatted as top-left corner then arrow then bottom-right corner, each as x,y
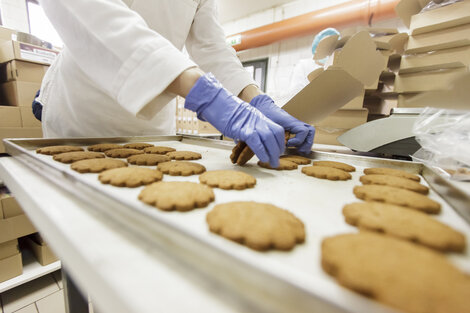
185,0 -> 256,97
39,0 -> 196,119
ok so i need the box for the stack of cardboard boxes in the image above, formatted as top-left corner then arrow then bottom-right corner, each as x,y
0,26 -> 59,153
395,0 -> 470,108
175,96 -> 221,136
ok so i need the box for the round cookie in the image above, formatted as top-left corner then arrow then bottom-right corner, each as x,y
258,159 -> 298,170
36,145 -> 83,155
312,160 -> 355,172
301,166 -> 351,181
207,201 -> 305,251
98,167 -> 163,187
144,146 -> 176,155
342,202 -> 465,252
53,151 -> 104,164
166,151 -> 202,160
127,154 -> 170,166
71,158 -> 127,173
280,155 -> 311,165
364,167 -> 420,182
353,185 -> 441,214
360,174 -> 429,195
104,148 -> 144,158
199,170 -> 256,190
87,143 -> 122,152
123,142 -> 154,150
157,161 -> 206,176
321,232 -> 470,313
139,181 -> 215,211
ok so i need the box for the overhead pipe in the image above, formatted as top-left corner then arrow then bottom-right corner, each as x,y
228,0 -> 400,51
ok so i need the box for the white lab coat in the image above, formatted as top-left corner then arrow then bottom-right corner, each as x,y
38,0 -> 255,138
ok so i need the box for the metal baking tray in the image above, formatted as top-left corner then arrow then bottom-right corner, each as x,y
4,135 -> 470,313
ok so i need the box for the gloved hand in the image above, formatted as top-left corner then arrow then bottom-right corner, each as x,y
185,73 -> 285,167
250,94 -> 315,154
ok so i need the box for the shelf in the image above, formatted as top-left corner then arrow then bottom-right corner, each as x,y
0,249 -> 61,293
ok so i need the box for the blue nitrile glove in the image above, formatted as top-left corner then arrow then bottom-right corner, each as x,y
185,73 -> 285,167
250,94 -> 315,154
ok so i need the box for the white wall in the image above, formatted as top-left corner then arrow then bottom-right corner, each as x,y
0,0 -> 29,33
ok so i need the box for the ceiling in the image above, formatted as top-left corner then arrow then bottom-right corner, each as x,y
216,0 -> 297,23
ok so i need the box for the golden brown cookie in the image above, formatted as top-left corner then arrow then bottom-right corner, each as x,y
258,159 -> 298,170
280,155 -> 311,165
104,148 -> 144,158
301,166 -> 351,180
342,202 -> 465,252
127,154 -> 170,166
71,158 -> 128,173
144,146 -> 176,154
312,160 -> 355,172
87,143 -> 123,152
98,167 -> 163,187
353,185 -> 440,214
166,151 -> 202,160
138,181 -> 215,211
207,201 -> 305,251
123,142 -> 154,150
364,167 -> 420,182
321,232 -> 470,313
157,161 -> 206,176
199,170 -> 256,190
36,145 -> 84,155
230,142 -> 255,165
53,151 -> 105,164
360,174 -> 429,195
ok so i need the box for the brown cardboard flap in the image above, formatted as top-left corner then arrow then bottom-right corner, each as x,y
342,91 -> 365,109
0,214 -> 37,244
313,34 -> 342,61
307,68 -> 324,82
394,67 -> 468,93
395,0 -> 431,28
373,33 -> 409,54
405,23 -> 470,54
315,109 -> 369,129
0,252 -> 22,283
314,127 -> 348,146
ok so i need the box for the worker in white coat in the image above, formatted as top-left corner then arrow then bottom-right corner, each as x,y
37,0 -> 315,167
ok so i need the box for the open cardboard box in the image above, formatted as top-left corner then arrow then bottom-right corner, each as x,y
24,236 -> 58,266
283,31 -> 386,125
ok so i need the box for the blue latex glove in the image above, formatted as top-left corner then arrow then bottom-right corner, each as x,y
185,73 -> 285,167
250,94 -> 315,154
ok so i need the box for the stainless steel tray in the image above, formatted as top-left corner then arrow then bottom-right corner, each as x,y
4,135 -> 470,313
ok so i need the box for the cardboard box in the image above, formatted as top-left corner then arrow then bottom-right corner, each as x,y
0,80 -> 41,107
394,67 -> 468,93
395,0 -> 432,28
0,239 -> 19,260
0,214 -> 36,244
0,26 -> 17,42
314,127 -> 348,146
25,237 -> 58,266
20,106 -> 41,127
194,120 -> 220,135
1,196 -> 24,218
399,45 -> 470,74
363,97 -> 398,115
0,127 -> 43,153
0,60 -> 49,83
316,109 -> 369,129
284,31 -> 386,125
342,91 -> 365,109
373,33 -> 409,54
405,23 -> 470,54
0,106 -> 22,127
0,252 -> 22,283
0,40 -> 58,65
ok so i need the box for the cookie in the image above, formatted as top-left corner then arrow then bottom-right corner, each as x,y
364,167 -> 420,182
353,185 -> 440,214
98,167 -> 163,187
104,148 -> 144,158
87,143 -> 123,152
199,170 -> 256,190
342,202 -> 465,252
71,158 -> 127,173
36,145 -> 83,155
122,142 -> 154,150
321,232 -> 470,313
280,155 -> 311,165
53,151 -> 104,164
301,166 -> 351,180
312,160 -> 355,172
166,151 -> 202,160
157,161 -> 206,176
144,146 -> 176,154
230,142 -> 255,165
127,154 -> 170,166
258,159 -> 298,170
360,174 -> 429,195
139,181 -> 215,211
206,201 -> 305,251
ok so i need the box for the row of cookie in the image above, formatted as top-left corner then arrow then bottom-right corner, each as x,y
321,168 -> 469,313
